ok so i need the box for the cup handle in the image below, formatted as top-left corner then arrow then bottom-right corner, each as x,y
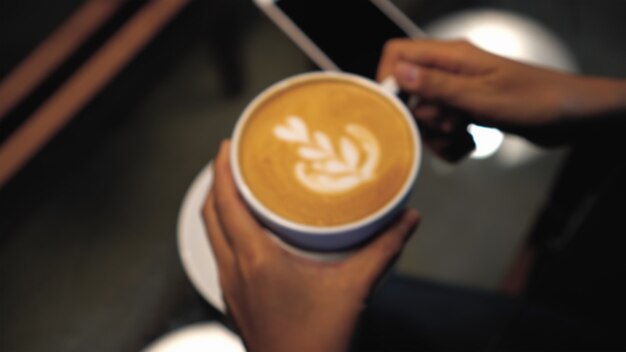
380,76 -> 420,110
380,75 -> 400,95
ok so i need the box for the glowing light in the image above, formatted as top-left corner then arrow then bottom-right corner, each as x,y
143,323 -> 245,352
425,9 -> 577,72
468,124 -> 504,159
466,24 -> 525,60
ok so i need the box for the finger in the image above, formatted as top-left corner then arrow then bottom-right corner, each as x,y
414,104 -> 440,120
414,100 -> 475,134
413,103 -> 457,136
394,61 -> 473,107
377,38 -> 414,82
413,103 -> 441,126
202,189 -> 235,270
420,121 -> 476,162
213,140 -> 273,258
347,209 -> 420,282
377,38 -> 481,82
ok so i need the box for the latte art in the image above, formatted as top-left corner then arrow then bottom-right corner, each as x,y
273,116 -> 380,194
235,75 -> 417,226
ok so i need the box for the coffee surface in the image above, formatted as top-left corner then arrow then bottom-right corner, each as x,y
238,77 -> 415,226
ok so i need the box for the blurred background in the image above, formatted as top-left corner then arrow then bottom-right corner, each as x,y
1,0 -> 625,351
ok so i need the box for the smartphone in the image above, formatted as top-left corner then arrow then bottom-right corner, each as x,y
253,0 -> 426,80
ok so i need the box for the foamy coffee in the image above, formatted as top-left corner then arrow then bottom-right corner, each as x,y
235,74 -> 417,228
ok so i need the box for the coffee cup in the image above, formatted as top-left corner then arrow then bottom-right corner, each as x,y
231,71 -> 421,253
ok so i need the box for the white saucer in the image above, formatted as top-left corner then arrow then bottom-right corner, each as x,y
177,162 -> 226,312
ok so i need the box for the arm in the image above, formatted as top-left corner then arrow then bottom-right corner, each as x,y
202,141 -> 420,352
377,39 -> 626,159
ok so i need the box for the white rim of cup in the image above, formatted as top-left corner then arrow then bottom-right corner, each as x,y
231,71 -> 421,235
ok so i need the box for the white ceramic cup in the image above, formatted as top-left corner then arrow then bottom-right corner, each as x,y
231,71 -> 421,254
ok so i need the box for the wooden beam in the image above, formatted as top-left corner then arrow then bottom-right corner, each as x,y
0,0 -> 190,188
0,0 -> 124,119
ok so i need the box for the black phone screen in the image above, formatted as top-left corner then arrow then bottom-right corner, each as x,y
276,0 -> 410,79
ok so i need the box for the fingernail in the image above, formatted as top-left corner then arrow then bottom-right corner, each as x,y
220,139 -> 230,152
396,62 -> 420,85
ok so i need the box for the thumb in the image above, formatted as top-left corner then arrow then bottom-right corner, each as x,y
347,209 -> 420,283
394,61 -> 472,107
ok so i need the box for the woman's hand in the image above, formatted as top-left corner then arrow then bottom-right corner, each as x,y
377,39 -> 626,157
202,141 -> 420,352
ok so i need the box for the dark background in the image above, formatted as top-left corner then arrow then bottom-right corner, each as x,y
1,1 -> 625,351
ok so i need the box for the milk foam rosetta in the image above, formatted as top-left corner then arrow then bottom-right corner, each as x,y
238,77 -> 415,226
273,116 -> 380,193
